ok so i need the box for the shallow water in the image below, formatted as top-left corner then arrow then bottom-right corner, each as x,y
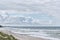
0,27 -> 60,40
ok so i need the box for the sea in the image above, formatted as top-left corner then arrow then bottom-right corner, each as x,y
0,26 -> 60,40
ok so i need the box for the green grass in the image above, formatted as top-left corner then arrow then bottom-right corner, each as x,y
0,32 -> 17,40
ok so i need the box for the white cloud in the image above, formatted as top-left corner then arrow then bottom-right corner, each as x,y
0,0 -> 60,26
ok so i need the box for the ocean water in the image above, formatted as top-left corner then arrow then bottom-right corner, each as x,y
1,27 -> 60,40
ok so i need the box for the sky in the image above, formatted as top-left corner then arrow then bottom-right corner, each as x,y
0,0 -> 60,26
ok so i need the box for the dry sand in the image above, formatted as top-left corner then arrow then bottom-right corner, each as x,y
0,30 -> 49,40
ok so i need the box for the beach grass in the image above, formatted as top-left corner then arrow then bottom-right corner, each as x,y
0,32 -> 17,40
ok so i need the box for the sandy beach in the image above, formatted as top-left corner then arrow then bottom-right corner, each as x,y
0,30 -> 49,40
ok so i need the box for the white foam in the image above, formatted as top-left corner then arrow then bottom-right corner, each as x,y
29,34 -> 60,40
2,27 -> 60,40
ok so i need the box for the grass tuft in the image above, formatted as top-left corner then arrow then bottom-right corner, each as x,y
0,32 -> 17,40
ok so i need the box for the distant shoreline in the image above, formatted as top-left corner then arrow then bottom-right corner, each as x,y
1,26 -> 60,30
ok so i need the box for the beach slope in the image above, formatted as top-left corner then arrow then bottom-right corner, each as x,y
0,30 -> 48,40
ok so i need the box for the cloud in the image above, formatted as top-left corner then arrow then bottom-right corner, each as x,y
0,12 -> 56,26
0,0 -> 59,16
0,0 -> 59,14
0,0 -> 60,26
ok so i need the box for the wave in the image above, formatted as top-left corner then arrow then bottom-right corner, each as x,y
0,27 -> 60,40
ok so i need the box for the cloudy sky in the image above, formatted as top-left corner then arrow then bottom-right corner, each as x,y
0,0 -> 60,26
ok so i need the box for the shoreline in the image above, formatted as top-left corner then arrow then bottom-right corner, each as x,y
0,30 -> 49,40
0,28 -> 60,40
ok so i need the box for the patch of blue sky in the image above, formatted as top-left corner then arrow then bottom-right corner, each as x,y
26,14 -> 55,21
8,13 -> 55,21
